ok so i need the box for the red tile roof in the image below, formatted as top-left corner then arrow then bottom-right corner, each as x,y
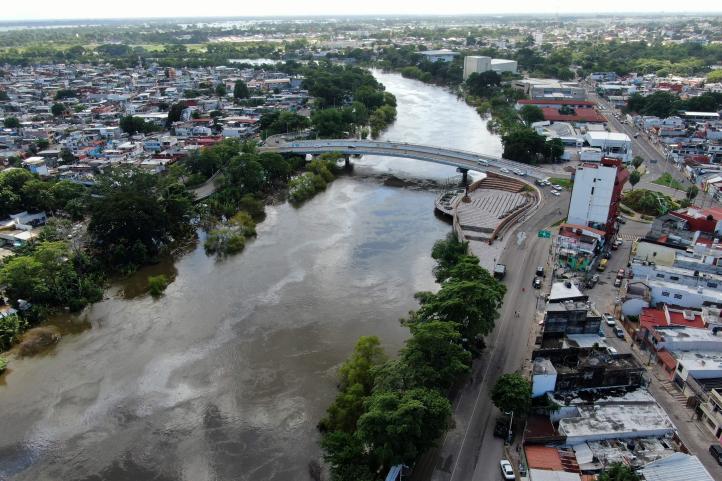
518,99 -> 597,106
525,446 -> 564,471
541,107 -> 607,123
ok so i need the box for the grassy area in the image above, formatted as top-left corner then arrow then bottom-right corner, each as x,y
653,172 -> 685,190
549,177 -> 573,189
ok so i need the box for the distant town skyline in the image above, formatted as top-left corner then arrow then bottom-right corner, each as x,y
4,1 -> 722,22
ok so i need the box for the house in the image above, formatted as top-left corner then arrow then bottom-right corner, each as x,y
640,452 -> 715,481
582,132 -> 633,163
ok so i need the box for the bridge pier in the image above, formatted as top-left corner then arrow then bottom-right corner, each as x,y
344,155 -> 350,168
457,167 -> 470,202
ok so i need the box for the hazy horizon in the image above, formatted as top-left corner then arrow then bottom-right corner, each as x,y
4,1 -> 722,23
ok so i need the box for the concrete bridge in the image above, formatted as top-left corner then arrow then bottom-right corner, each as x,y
192,138 -> 570,201
259,139 -> 566,181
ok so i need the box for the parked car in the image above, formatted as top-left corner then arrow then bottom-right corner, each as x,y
477,159 -> 489,166
598,259 -> 608,271
617,268 -> 625,279
617,216 -> 626,224
500,168 -> 510,174
709,444 -> 722,465
532,277 -> 542,289
603,251 -> 612,259
603,314 -> 616,326
536,266 -> 545,277
614,326 -> 625,338
614,277 -> 622,287
550,190 -> 560,196
607,347 -> 618,356
499,460 -> 515,480
552,184 -> 562,190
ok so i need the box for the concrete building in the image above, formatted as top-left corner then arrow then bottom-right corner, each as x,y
557,401 -> 675,444
490,59 -> 518,74
582,132 -> 633,163
699,388 -> 722,440
541,301 -> 601,339
418,50 -> 459,63
566,158 -> 629,236
514,78 -> 586,100
462,56 -> 491,80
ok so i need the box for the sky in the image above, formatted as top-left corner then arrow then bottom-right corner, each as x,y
3,0 -> 722,21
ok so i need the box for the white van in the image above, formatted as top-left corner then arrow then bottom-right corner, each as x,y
477,159 -> 489,166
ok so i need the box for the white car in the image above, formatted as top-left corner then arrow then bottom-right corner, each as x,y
550,190 -> 560,196
477,159 -> 489,166
603,313 -> 616,326
608,347 -> 618,356
500,460 -> 515,480
552,184 -> 562,190
500,168 -> 510,174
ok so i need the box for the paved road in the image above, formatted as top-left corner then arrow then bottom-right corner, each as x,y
412,189 -> 569,481
591,91 -> 719,207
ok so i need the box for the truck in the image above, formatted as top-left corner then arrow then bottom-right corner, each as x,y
494,263 -> 507,280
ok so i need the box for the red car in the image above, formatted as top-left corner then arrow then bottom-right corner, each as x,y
617,268 -> 625,279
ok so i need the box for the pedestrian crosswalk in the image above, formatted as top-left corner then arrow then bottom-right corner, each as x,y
618,233 -> 640,241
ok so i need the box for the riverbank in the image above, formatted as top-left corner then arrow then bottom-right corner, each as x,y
0,71 -> 506,481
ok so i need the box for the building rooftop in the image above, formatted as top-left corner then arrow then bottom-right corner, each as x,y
549,281 -> 586,303
654,326 -> 722,343
558,402 -> 674,441
585,131 -> 631,142
640,453 -> 715,481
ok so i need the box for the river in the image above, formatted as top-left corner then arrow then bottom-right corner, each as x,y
0,72 -> 501,481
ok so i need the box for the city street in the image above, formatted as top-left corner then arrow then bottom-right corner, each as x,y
588,217 -> 722,479
413,189 -> 570,481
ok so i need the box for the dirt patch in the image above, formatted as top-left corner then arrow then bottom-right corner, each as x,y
17,326 -> 61,357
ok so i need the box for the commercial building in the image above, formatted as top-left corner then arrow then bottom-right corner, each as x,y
531,348 -> 645,397
418,50 -> 459,63
490,58 -> 518,74
462,56 -> 491,80
514,78 -> 586,100
582,132 -> 633,163
540,301 -> 602,339
566,158 -> 629,236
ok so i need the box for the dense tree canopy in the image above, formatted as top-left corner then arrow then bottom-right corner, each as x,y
491,373 -> 532,415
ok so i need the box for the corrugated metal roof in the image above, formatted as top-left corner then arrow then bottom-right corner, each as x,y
640,453 -> 714,481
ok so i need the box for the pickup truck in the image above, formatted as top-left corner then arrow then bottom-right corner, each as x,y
494,263 -> 507,280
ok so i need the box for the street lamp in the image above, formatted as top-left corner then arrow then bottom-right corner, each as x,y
505,410 -> 514,444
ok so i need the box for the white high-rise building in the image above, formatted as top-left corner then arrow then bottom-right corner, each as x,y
463,56 -> 491,80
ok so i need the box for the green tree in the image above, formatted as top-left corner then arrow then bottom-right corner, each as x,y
465,70 -> 501,98
400,321 -> 471,390
430,232 -> 469,282
490,372 -> 532,415
215,83 -> 227,98
629,170 -> 641,190
686,185 -> 699,202
119,115 -> 157,135
88,167 -> 193,268
597,463 -> 640,481
51,102 -> 66,117
706,70 -> 722,83
320,431 -> 376,481
519,105 -> 545,125
632,156 -> 644,169
60,148 -> 76,165
320,336 -> 387,433
501,127 -> 547,164
3,116 -> 20,129
0,90 -> 9,101
233,80 -> 250,99
412,272 -> 506,340
54,89 -> 76,100
166,101 -> 187,127
357,388 -> 451,469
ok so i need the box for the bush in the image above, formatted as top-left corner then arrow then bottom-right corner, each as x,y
0,356 -> 7,373
147,274 -> 170,297
622,189 -> 679,216
0,313 -> 26,351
